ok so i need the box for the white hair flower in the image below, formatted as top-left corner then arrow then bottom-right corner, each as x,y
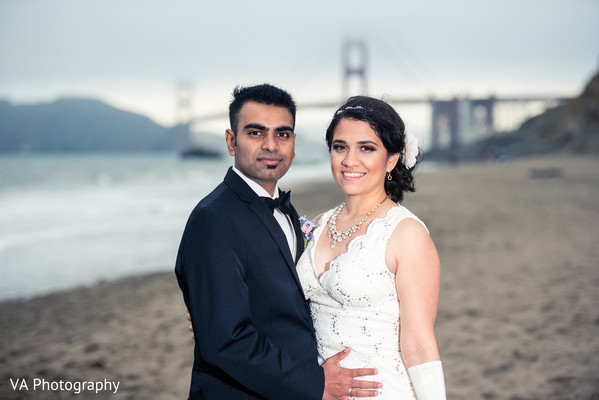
402,132 -> 419,169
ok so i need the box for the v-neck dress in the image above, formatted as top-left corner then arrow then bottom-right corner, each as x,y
296,205 -> 428,398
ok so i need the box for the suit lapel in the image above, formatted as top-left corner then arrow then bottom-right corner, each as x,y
289,204 -> 305,263
249,199 -> 297,265
224,168 -> 304,292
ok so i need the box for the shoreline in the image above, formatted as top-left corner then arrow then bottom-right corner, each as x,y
1,155 -> 598,399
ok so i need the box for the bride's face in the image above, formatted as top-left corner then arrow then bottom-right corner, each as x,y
330,118 -> 398,198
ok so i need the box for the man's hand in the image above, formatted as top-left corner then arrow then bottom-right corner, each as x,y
322,348 -> 381,399
186,309 -> 194,340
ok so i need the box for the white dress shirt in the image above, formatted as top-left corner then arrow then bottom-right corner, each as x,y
232,167 -> 297,259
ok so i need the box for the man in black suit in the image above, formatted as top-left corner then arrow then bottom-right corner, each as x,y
175,84 -> 380,399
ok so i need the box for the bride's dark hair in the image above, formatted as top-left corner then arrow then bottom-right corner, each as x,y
325,96 -> 422,203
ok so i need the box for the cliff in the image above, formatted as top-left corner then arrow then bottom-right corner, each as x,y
511,71 -> 599,155
430,71 -> 599,161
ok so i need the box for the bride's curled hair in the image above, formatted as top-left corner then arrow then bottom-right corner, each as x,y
325,96 -> 422,203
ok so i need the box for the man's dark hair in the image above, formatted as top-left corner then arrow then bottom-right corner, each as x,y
229,84 -> 296,134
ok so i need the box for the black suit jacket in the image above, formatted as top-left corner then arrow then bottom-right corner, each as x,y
175,168 -> 324,399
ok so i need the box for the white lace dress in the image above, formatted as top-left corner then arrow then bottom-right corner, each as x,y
296,205 -> 428,399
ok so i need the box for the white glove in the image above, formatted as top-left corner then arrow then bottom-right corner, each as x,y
407,360 -> 446,400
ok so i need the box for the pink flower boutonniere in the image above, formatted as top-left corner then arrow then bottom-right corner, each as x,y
299,216 -> 316,250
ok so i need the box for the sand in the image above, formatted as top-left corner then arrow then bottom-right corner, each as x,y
1,155 -> 598,399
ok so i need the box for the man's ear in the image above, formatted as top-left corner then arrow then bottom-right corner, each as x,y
225,129 -> 236,156
291,133 -> 296,160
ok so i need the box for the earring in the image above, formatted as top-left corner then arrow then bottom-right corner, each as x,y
387,171 -> 392,181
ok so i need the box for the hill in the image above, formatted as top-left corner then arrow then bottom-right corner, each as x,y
510,71 -> 599,155
0,98 -> 173,152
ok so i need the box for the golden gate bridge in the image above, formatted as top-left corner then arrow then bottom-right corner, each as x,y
174,40 -> 572,154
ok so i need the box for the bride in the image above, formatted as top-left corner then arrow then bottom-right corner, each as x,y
296,96 -> 446,399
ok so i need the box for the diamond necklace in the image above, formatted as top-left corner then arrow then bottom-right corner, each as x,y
328,195 -> 388,249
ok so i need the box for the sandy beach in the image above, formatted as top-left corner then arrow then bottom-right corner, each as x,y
1,155 -> 598,399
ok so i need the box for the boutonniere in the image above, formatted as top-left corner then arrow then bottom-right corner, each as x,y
299,216 -> 316,250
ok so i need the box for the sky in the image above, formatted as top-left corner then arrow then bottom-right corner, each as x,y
1,0 -> 597,139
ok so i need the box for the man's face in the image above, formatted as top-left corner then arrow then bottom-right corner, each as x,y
226,101 -> 295,194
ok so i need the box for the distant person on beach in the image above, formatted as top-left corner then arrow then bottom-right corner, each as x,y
175,84 -> 381,399
295,96 -> 447,399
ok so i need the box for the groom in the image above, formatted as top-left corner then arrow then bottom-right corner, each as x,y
175,84 -> 379,399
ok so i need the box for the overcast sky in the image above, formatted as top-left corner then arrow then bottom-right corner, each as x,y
1,0 -> 597,128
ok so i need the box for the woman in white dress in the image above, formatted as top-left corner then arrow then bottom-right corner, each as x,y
296,96 -> 446,399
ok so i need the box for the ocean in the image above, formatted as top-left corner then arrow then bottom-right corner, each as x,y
0,153 -> 332,302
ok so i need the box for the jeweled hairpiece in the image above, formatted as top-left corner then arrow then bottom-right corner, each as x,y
336,105 -> 367,115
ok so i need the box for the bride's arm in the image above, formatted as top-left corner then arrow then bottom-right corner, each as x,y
388,218 -> 440,365
386,218 -> 446,399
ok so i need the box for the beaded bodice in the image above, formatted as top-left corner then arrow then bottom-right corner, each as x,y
296,205 -> 427,398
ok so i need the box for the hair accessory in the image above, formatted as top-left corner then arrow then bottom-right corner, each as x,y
336,105 -> 365,115
387,171 -> 392,181
402,131 -> 419,169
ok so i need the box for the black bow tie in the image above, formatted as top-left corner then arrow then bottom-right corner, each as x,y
261,190 -> 292,215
